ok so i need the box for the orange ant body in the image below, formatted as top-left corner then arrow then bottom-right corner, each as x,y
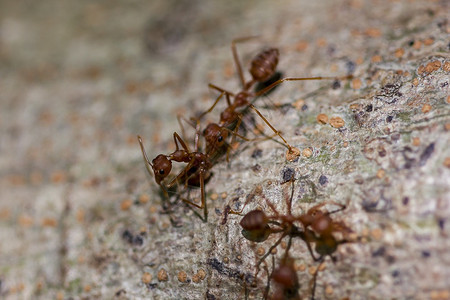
270,256 -> 301,300
236,178 -> 350,299
201,37 -> 352,159
137,131 -> 212,221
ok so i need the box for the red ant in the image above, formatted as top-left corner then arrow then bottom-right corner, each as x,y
137,130 -> 212,222
259,228 -> 325,300
238,179 -> 349,263
268,253 -> 325,300
201,37 -> 353,160
235,177 -> 350,299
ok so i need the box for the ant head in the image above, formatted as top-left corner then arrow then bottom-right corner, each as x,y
203,123 -> 229,148
240,210 -> 268,231
272,261 -> 299,289
240,210 -> 271,242
151,154 -> 172,184
271,259 -> 300,300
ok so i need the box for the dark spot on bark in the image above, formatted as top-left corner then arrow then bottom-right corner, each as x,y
386,255 -> 396,264
402,197 -> 409,205
207,258 -> 255,284
354,177 -> 364,184
391,270 -> 400,277
408,40 -> 415,46
372,246 -> 386,257
376,83 -> 402,104
215,208 -> 221,216
251,148 -> 263,158
327,45 -> 336,55
346,60 -> 356,73
332,80 -> 341,89
403,146 -> 413,152
404,160 -> 414,169
146,283 -> 157,290
365,104 -> 373,112
115,289 -> 126,296
301,104 -> 308,111
361,193 -> 392,213
234,188 -> 244,196
251,164 -> 261,172
420,142 -> 435,165
318,175 -> 328,186
438,218 -> 445,230
122,230 -> 133,244
378,147 -> 387,157
391,133 -> 400,141
206,291 -> 217,300
281,167 -> 295,183
133,235 -> 144,246
421,250 -> 430,258
362,198 -> 379,212
386,115 -> 393,122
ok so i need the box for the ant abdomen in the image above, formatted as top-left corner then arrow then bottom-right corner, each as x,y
240,210 -> 271,242
249,48 -> 279,83
314,235 -> 338,257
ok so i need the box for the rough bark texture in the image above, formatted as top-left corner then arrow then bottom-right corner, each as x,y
0,0 -> 449,299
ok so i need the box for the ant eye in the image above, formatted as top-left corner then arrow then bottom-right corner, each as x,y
218,136 -> 224,142
159,169 -> 165,175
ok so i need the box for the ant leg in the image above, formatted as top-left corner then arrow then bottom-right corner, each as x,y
255,232 -> 288,275
137,135 -> 154,178
310,259 -> 325,300
307,201 -> 346,216
198,91 -> 226,120
176,114 -> 197,143
283,235 -> 293,258
224,186 -> 261,223
260,192 -> 281,216
286,179 -> 296,216
301,230 -> 322,262
165,157 -> 196,189
179,170 -> 207,222
263,256 -> 275,300
208,83 -> 235,97
248,104 -> 299,158
173,132 -> 191,153
253,75 -> 354,98
231,36 -> 260,88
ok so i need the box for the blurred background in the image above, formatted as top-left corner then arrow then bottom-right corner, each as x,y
0,0 -> 449,299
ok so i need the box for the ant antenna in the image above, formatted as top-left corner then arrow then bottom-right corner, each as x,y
137,135 -> 154,175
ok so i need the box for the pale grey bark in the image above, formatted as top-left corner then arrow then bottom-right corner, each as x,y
0,0 -> 449,299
